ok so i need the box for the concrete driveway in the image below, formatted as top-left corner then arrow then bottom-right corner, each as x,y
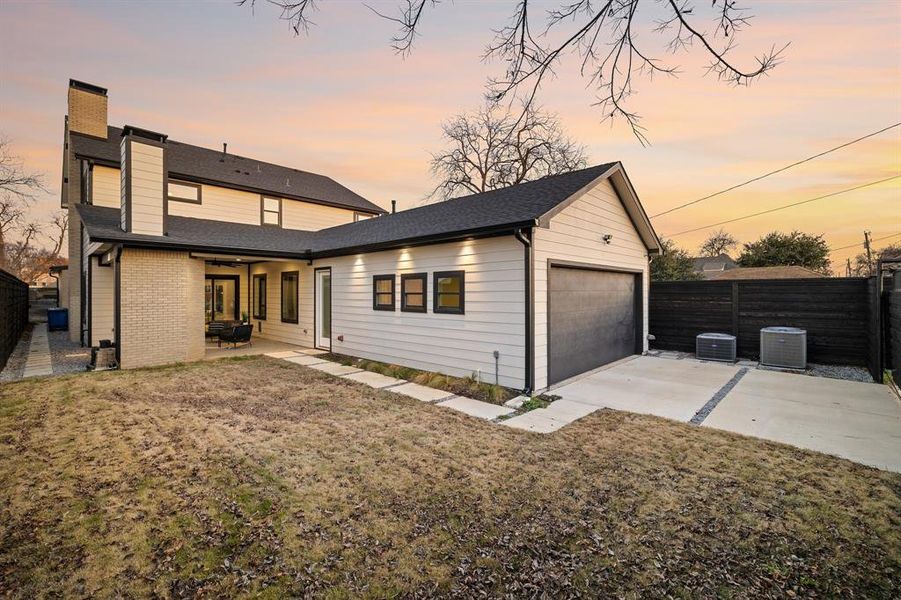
553,356 -> 901,472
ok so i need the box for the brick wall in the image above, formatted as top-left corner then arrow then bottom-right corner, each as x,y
67,87 -> 108,138
119,248 -> 205,368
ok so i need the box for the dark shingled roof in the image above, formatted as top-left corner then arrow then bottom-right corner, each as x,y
77,163 -> 629,258
71,126 -> 385,215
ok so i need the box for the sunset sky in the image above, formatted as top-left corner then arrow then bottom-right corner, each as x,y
1,0 -> 899,269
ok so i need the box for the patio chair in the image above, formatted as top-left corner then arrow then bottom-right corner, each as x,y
218,323 -> 253,349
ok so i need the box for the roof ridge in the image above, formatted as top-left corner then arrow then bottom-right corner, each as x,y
319,162 -> 618,230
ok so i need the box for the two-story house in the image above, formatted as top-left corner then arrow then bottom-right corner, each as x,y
61,79 -> 660,392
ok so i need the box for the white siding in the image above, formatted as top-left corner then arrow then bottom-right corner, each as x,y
91,166 -> 120,208
128,141 -> 164,236
90,256 -> 115,344
317,236 -> 526,389
102,165 -> 368,230
282,198 -> 358,230
248,261 -> 315,348
169,184 -> 261,225
533,178 -> 650,390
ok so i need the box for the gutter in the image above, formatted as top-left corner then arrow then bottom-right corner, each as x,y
514,227 -> 534,395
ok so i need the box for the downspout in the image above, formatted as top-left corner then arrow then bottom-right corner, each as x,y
113,245 -> 123,368
49,271 -> 60,307
514,227 -> 534,395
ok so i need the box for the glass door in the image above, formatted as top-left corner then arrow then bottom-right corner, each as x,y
315,269 -> 331,350
205,275 -> 239,323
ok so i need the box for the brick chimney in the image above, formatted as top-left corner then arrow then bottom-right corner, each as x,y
67,79 -> 108,139
120,125 -> 168,236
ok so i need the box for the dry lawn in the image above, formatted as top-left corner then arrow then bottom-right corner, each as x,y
0,356 -> 898,598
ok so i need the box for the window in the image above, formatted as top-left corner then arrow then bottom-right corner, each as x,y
262,196 -> 282,227
252,274 -> 267,320
354,212 -> 375,222
401,273 -> 427,313
372,274 -> 395,311
168,180 -> 201,204
434,271 -> 465,314
281,271 -> 298,323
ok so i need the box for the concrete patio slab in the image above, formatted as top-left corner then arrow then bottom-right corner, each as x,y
437,396 -> 515,420
703,369 -> 901,472
300,349 -> 330,356
389,382 -> 455,402
552,355 -> 739,422
309,362 -> 363,376
284,355 -> 329,366
342,370 -> 406,389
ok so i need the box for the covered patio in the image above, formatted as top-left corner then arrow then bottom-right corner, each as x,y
204,337 -> 310,361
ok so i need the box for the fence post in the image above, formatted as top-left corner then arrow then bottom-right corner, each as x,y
731,282 -> 740,338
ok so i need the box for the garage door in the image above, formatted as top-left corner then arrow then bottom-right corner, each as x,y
548,266 -> 639,385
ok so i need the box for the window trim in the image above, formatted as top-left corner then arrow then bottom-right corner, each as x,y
372,274 -> 396,311
252,273 -> 267,320
261,196 -> 282,228
167,179 -> 202,204
400,273 -> 428,313
280,270 -> 299,323
433,270 -> 465,315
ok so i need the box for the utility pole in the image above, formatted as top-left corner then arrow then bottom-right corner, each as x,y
864,230 -> 873,276
846,257 -> 852,277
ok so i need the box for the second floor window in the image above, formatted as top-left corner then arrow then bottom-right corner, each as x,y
262,196 -> 282,227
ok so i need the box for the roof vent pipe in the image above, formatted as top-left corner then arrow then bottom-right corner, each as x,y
221,143 -> 227,161
391,200 -> 396,214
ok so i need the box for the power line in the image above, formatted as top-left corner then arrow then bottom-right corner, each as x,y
830,232 -> 901,253
663,175 -> 901,238
651,122 -> 901,218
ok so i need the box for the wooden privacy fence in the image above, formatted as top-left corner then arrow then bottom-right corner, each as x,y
649,277 -> 878,377
0,269 -> 29,371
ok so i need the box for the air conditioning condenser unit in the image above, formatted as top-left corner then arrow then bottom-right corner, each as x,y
696,333 -> 737,363
760,327 -> 806,369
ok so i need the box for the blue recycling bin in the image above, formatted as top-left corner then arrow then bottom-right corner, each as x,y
47,308 -> 69,331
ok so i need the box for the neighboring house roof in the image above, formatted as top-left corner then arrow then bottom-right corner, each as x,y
691,254 -> 738,277
70,126 -> 386,215
76,162 -> 663,259
708,266 -> 824,280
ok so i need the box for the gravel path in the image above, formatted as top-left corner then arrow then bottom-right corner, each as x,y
0,324 -> 33,382
49,330 -> 90,376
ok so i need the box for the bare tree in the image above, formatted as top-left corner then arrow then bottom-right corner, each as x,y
429,104 -> 587,200
0,137 -> 44,271
241,0 -> 786,143
698,228 -> 738,257
49,211 -> 69,258
848,242 -> 901,277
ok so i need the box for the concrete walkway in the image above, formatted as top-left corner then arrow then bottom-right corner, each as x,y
22,323 -> 53,378
267,349 -> 515,421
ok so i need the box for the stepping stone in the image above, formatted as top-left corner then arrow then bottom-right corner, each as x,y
309,362 -> 362,376
502,400 -> 598,433
300,349 -> 329,356
504,395 -> 529,409
283,355 -> 328,366
437,396 -> 514,420
542,399 -> 598,421
266,350 -> 303,358
390,382 -> 456,402
341,371 -> 406,389
501,411 -> 562,433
